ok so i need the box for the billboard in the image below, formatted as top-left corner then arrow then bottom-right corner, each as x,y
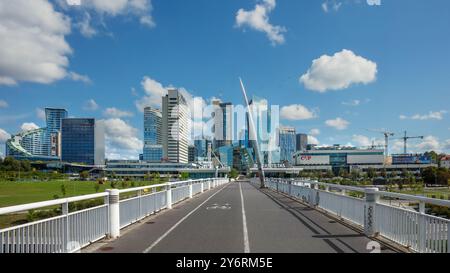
392,155 -> 431,165
296,155 -> 330,165
347,154 -> 384,165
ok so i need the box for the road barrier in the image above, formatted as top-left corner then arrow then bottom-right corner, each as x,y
254,178 -> 450,253
0,178 -> 229,253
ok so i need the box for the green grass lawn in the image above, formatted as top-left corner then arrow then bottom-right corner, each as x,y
0,180 -> 159,208
0,180 -> 165,229
393,188 -> 450,200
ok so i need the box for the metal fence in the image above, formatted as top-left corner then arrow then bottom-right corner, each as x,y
0,178 -> 229,253
257,178 -> 450,253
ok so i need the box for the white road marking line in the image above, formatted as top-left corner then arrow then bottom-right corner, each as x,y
143,183 -> 231,253
239,182 -> 250,253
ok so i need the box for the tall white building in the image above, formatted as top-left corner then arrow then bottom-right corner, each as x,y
162,89 -> 189,163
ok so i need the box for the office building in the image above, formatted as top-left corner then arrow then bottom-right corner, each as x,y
45,108 -> 68,157
194,138 -> 212,161
162,89 -> 189,164
217,145 -> 234,167
6,128 -> 56,160
212,100 -> 233,149
188,146 -> 196,163
61,118 -> 105,165
296,133 -> 308,152
143,107 -> 163,162
247,96 -> 280,165
279,127 -> 296,163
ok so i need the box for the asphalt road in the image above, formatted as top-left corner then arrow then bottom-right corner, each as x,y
90,181 -> 396,253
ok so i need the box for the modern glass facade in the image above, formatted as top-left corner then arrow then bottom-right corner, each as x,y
143,107 -> 163,162
61,118 -> 105,165
248,96 -> 280,165
44,108 -> 67,156
279,127 -> 296,163
218,145 -> 234,167
296,133 -> 308,151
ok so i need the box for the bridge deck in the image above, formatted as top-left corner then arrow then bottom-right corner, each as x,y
87,181 -> 396,253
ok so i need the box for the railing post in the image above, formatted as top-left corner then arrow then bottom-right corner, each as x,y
62,201 -> 69,253
137,190 -> 142,218
364,188 -> 379,237
208,179 -> 211,190
166,183 -> 172,209
418,201 -> 427,252
189,180 -> 193,199
106,189 -> 120,239
200,179 -> 204,192
447,222 -> 450,253
288,179 -> 292,196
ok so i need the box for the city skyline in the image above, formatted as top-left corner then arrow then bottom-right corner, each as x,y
1,0 -> 450,159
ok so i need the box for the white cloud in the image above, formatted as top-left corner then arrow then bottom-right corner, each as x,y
322,1 -> 342,13
21,122 -> 40,132
76,12 -> 97,38
103,107 -> 134,118
308,135 -> 320,145
101,118 -> 142,159
68,71 -> 92,83
0,100 -> 8,108
235,0 -> 286,45
325,117 -> 350,130
83,99 -> 99,111
400,110 -> 447,121
352,134 -> 384,147
135,76 -> 167,111
0,128 -> 10,143
36,108 -> 46,120
67,0 -> 155,34
367,0 -> 381,6
0,0 -> 75,86
415,136 -> 440,152
342,99 -> 361,106
300,49 -> 377,92
280,104 -> 317,121
443,139 -> 450,150
309,128 -> 320,136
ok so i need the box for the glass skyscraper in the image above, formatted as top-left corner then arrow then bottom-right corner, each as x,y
279,127 -> 297,163
247,96 -> 280,165
296,133 -> 308,151
45,108 -> 67,157
61,118 -> 105,165
143,107 -> 163,162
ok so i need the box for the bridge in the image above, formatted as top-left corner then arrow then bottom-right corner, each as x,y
0,178 -> 449,253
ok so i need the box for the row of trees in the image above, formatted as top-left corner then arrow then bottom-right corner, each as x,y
0,157 -> 67,181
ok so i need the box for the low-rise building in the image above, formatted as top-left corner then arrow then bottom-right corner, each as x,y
105,160 -> 230,179
441,155 -> 450,169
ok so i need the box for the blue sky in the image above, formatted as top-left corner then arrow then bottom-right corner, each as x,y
1,0 -> 449,159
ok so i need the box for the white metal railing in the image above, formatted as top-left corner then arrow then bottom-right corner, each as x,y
254,177 -> 450,253
0,178 -> 229,253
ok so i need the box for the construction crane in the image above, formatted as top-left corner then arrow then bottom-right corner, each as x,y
396,131 -> 424,155
367,129 -> 395,157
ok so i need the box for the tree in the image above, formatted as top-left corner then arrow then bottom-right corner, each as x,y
151,172 -> 161,184
230,168 -> 239,179
80,171 -> 89,180
424,151 -> 439,164
421,167 -> 437,185
350,169 -> 360,181
367,168 -> 376,179
60,184 -> 66,197
180,172 -> 190,180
